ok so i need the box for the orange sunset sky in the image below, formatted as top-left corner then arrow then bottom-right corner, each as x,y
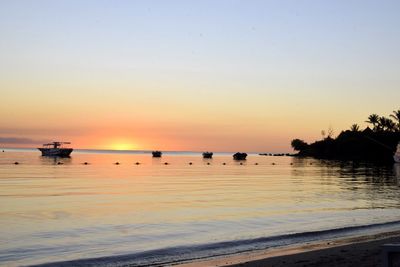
1,1 -> 399,152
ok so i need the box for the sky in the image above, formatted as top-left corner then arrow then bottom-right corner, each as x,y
0,0 -> 399,152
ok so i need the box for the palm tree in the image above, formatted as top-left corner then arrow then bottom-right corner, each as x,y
386,119 -> 396,132
390,109 -> 400,131
365,114 -> 379,131
378,116 -> 386,131
378,116 -> 396,132
350,124 -> 360,132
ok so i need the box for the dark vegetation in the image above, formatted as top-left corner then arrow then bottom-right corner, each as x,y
291,109 -> 400,162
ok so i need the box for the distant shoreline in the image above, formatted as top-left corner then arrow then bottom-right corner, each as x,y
292,130 -> 399,163
291,110 -> 400,163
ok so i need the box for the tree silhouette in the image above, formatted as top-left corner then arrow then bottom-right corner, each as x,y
291,139 -> 308,151
350,124 -> 360,132
378,116 -> 396,132
365,114 -> 379,132
390,109 -> 400,132
292,108 -> 400,162
385,118 -> 396,132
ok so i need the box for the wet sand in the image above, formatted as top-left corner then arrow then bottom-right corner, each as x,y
177,230 -> 400,267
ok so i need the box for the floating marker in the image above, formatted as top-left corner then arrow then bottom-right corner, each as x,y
189,162 -> 193,165
14,162 -> 19,165
114,162 -> 120,165
135,162 -> 140,165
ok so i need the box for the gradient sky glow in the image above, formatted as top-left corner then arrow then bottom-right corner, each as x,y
1,0 -> 399,152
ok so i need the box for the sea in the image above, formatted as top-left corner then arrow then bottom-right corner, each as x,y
1,148 -> 400,266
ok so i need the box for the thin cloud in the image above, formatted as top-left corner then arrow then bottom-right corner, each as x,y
0,137 -> 49,144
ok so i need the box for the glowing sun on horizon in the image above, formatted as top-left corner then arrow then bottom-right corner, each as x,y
108,140 -> 139,151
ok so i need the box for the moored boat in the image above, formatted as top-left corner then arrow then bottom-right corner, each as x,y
394,142 -> 400,163
202,152 -> 213,159
233,152 -> 247,160
152,151 -> 162,157
38,142 -> 73,157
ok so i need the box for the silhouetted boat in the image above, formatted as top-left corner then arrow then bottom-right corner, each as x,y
38,142 -> 73,157
394,143 -> 400,163
233,152 -> 247,160
202,152 -> 213,159
152,151 -> 162,157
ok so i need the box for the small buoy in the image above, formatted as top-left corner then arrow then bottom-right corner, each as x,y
240,162 -> 243,165
114,162 -> 120,165
83,162 -> 89,165
14,161 -> 19,165
135,162 -> 140,165
290,163 -> 293,165
207,162 -> 210,165
310,163 -> 313,165
57,162 -> 63,165
255,163 -> 258,165
272,163 -> 276,165
189,162 -> 193,165
164,162 -> 169,165
222,162 -> 226,165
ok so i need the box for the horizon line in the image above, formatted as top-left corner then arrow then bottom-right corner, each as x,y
0,146 -> 293,154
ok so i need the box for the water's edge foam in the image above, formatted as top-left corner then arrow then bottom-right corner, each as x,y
30,220 -> 400,267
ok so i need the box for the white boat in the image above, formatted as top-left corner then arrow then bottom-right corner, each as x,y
394,142 -> 400,163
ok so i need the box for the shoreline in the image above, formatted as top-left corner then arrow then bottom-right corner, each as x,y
176,230 -> 400,267
28,226 -> 400,267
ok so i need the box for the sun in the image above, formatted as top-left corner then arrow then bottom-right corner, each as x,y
109,140 -> 138,151
112,143 -> 135,150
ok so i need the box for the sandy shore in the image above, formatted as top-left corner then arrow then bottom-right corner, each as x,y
176,230 -> 400,267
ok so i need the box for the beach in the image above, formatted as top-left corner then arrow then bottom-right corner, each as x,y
178,230 -> 400,267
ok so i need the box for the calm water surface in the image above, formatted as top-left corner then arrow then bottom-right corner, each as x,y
1,149 -> 400,266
